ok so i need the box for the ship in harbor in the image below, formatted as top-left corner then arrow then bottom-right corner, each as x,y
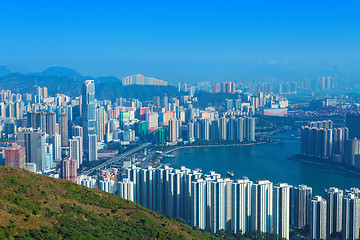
227,171 -> 234,177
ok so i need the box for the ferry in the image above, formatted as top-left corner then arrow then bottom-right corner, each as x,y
227,171 -> 234,177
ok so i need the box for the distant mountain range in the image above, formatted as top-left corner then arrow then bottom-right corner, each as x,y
0,66 -> 181,100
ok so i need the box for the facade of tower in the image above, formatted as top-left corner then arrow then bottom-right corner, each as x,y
17,128 -> 47,172
309,196 -> 327,240
61,159 -> 77,183
325,187 -> 343,237
342,194 -> 360,240
273,183 -> 291,240
251,180 -> 273,233
292,185 -> 312,229
231,178 -> 253,233
82,80 -> 97,161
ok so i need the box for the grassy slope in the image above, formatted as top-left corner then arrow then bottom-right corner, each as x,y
0,166 -> 215,240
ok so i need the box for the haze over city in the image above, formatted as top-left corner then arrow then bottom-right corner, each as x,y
1,1 -> 360,82
2,1 -> 360,240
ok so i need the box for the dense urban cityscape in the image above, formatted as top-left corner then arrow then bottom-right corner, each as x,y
1,1 -> 360,240
0,72 -> 360,239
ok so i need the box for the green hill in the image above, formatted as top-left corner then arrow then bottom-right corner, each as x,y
0,166 -> 214,240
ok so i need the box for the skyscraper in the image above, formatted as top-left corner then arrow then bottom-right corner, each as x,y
4,145 -> 26,169
273,183 -> 291,240
325,187 -> 343,237
309,196 -> 327,240
82,80 -> 97,161
59,113 -> 68,147
61,159 -> 77,183
17,128 -> 47,172
231,178 -> 253,233
292,185 -> 312,229
342,194 -> 360,240
251,180 -> 273,233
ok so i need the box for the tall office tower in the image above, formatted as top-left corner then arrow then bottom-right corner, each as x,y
325,187 -> 343,237
191,179 -> 210,229
88,134 -> 97,161
245,117 -> 255,142
4,145 -> 26,168
344,138 -> 360,167
210,119 -> 219,140
82,80 -> 97,161
251,180 -> 273,233
333,127 -> 349,155
309,196 -> 327,240
96,106 -> 105,142
225,99 -> 234,111
80,176 -> 97,189
72,125 -> 83,138
44,143 -> 53,170
236,117 -> 244,142
219,117 -> 228,141
342,194 -> 360,240
69,137 -> 82,168
187,121 -> 195,141
17,128 -> 46,172
231,178 -> 253,233
162,94 -> 169,111
346,187 -> 360,198
292,185 -> 312,229
169,118 -> 180,142
46,111 -> 56,138
118,178 -> 134,201
99,178 -> 115,194
61,159 -> 77,183
59,113 -> 68,147
52,133 -> 62,161
153,96 -> 161,107
346,113 -> 360,139
273,183 -> 291,240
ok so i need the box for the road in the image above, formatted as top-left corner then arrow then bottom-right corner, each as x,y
82,143 -> 151,175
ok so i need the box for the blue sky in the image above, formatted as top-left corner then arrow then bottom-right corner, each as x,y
1,1 -> 359,82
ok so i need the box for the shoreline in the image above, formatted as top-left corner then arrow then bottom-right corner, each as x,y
289,155 -> 360,178
161,141 -> 269,156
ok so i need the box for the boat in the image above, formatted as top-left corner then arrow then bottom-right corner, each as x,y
184,152 -> 187,155
227,171 -> 234,177
164,154 -> 175,158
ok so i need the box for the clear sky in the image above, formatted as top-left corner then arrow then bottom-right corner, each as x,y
1,0 -> 359,82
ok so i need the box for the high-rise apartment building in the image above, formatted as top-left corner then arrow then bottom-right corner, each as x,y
251,180 -> 273,233
61,159 -> 77,183
273,183 -> 291,240
309,196 -> 327,240
4,145 -> 26,168
292,185 -> 312,229
342,194 -> 360,240
325,187 -> 343,237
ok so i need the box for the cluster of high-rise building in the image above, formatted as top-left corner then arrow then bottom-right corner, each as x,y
214,82 -> 236,94
121,74 -> 168,86
301,117 -> 360,169
116,166 -> 360,240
